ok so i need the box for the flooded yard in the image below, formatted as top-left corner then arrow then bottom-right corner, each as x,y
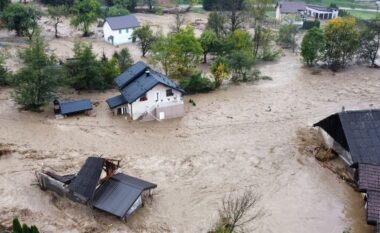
0,50 -> 379,232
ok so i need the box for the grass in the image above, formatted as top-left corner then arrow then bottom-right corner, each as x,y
347,10 -> 379,19
305,0 -> 378,9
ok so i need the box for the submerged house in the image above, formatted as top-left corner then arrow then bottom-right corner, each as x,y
36,157 -> 157,220
106,61 -> 185,121
53,99 -> 93,117
314,109 -> 380,232
103,15 -> 140,45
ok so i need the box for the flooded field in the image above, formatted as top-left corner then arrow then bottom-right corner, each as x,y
0,50 -> 379,232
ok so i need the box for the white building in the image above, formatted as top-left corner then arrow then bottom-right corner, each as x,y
276,1 -> 338,21
305,5 -> 339,20
103,15 -> 140,45
106,62 -> 185,121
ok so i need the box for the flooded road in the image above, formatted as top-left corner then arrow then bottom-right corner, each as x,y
0,51 -> 378,232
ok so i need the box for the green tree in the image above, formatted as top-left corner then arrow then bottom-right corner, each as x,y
278,23 -> 298,52
12,218 -> 40,233
225,29 -> 254,53
133,25 -> 155,57
101,5 -> 129,19
14,34 -> 64,111
179,72 -> 215,94
113,48 -> 134,71
228,50 -> 256,82
358,18 -> 380,67
199,30 -> 220,63
99,55 -> 120,87
323,17 -> 359,71
150,34 -> 177,76
211,56 -> 230,87
223,0 -> 246,32
0,0 -> 10,12
301,27 -> 325,66
206,11 -> 227,37
0,53 -> 9,86
71,0 -> 100,37
1,4 -> 41,39
48,6 -> 69,38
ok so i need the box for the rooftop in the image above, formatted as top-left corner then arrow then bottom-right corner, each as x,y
278,2 -> 306,13
105,15 -> 140,30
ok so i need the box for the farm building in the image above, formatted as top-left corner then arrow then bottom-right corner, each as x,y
106,61 -> 185,121
314,109 -> 380,232
35,156 -> 157,220
103,15 -> 140,45
53,99 -> 92,117
275,1 -> 338,21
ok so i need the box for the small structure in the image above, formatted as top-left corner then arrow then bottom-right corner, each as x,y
35,157 -> 157,220
276,1 -> 338,21
103,15 -> 140,45
53,99 -> 92,117
106,61 -> 185,121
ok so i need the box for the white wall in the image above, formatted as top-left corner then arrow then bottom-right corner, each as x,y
130,84 -> 184,120
103,22 -> 137,45
276,5 -> 281,20
305,7 -> 339,19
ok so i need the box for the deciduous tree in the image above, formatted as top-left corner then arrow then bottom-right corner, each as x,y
358,18 -> 380,67
206,11 -> 227,37
301,27 -> 325,66
71,0 -> 100,37
278,23 -> 298,52
211,56 -> 230,87
199,30 -> 220,63
133,25 -> 155,57
113,48 -> 134,71
48,6 -> 69,38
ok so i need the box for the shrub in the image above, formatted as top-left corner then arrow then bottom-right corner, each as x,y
179,72 -> 215,94
12,218 -> 40,233
302,20 -> 320,30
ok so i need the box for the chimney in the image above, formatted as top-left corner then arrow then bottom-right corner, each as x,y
145,69 -> 150,76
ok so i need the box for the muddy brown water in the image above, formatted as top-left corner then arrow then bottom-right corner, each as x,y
0,51 -> 378,232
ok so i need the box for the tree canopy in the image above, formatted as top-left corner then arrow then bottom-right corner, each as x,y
133,25 -> 155,57
358,17 -> 380,67
71,0 -> 100,37
301,27 -> 325,66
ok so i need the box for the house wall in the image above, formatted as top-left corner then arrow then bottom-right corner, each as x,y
130,84 -> 184,120
305,7 -> 338,19
318,128 -> 353,166
276,5 -> 281,20
103,22 -> 137,45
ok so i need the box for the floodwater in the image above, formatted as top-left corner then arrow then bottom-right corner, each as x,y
0,51 -> 379,233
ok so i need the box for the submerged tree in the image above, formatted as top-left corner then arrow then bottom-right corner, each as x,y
133,25 -> 155,57
113,48 -> 134,71
0,53 -> 9,86
48,6 -> 69,38
358,18 -> 380,67
199,30 -> 220,63
14,34 -> 64,111
278,23 -> 298,52
71,0 -> 100,37
206,11 -> 227,37
211,56 -> 230,88
301,27 -> 325,66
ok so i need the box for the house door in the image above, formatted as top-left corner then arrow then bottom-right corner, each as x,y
156,92 -> 160,102
108,36 -> 114,45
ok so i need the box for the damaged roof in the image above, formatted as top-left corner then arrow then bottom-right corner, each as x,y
68,157 -> 104,201
92,173 -> 157,218
314,109 -> 380,166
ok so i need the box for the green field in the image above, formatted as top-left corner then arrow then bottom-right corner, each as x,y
294,0 -> 378,9
347,10 -> 379,19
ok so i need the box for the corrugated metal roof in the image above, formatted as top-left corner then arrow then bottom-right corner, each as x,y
367,190 -> 380,225
314,109 -> 380,166
68,157 -> 104,202
105,15 -> 140,31
358,163 -> 380,192
115,61 -> 148,89
92,173 -> 156,218
106,95 -> 128,109
58,99 -> 92,115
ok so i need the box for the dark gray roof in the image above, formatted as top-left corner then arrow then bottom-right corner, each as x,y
115,61 -> 148,89
105,15 -> 140,30
358,163 -> 380,192
306,5 -> 336,12
367,190 -> 380,225
278,2 -> 306,13
106,95 -> 128,109
68,157 -> 104,202
57,99 -> 92,115
314,109 -> 380,166
92,173 -> 156,218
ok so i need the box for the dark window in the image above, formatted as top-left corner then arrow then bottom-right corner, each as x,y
166,89 -> 174,97
140,94 -> 147,101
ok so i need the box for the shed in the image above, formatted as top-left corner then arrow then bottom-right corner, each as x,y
54,99 -> 93,116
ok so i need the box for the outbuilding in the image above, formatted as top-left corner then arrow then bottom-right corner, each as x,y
53,99 -> 93,117
103,15 -> 140,45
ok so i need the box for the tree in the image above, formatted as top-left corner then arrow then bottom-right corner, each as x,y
323,17 -> 359,71
228,50 -> 256,82
48,6 -> 69,38
225,29 -> 254,53
211,56 -> 230,88
278,23 -> 298,52
12,218 -> 40,233
104,6 -> 130,18
199,30 -> 220,63
301,27 -> 325,66
113,48 -> 134,71
99,55 -> 120,87
144,0 -> 155,11
150,34 -> 177,76
206,11 -> 227,37
0,0 -> 10,12
172,7 -> 185,32
245,0 -> 274,57
133,25 -> 155,57
210,190 -> 259,233
71,0 -> 100,37
14,34 -> 64,111
1,4 -> 41,39
223,0 -> 246,32
203,0 -> 218,10
179,72 -> 215,94
0,53 -> 9,86
358,18 -> 380,67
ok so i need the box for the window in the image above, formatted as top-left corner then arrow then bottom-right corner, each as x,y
119,29 -> 122,34
140,94 -> 147,101
166,89 -> 174,97
126,28 -> 129,33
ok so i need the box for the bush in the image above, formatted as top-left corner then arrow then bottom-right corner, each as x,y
302,20 -> 320,30
12,218 -> 40,233
179,72 -> 215,94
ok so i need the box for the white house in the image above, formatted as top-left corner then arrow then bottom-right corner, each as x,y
276,1 -> 338,21
305,5 -> 338,20
103,15 -> 140,45
106,61 -> 185,121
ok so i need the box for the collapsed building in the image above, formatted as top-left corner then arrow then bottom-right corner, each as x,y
35,157 -> 157,220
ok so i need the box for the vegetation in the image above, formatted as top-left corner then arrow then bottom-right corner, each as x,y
211,56 -> 230,87
133,25 -> 155,57
112,48 -> 134,71
65,42 -> 119,90
12,218 -> 40,233
48,6 -> 69,38
0,53 -> 9,86
71,0 -> 100,37
210,190 -> 259,233
323,17 -> 359,71
278,23 -> 298,52
179,72 -> 215,94
358,17 -> 380,67
14,34 -> 64,111
1,4 -> 41,39
0,0 -> 10,12
301,27 -> 325,66
199,30 -> 220,63
206,11 -> 227,37
302,20 -> 320,30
